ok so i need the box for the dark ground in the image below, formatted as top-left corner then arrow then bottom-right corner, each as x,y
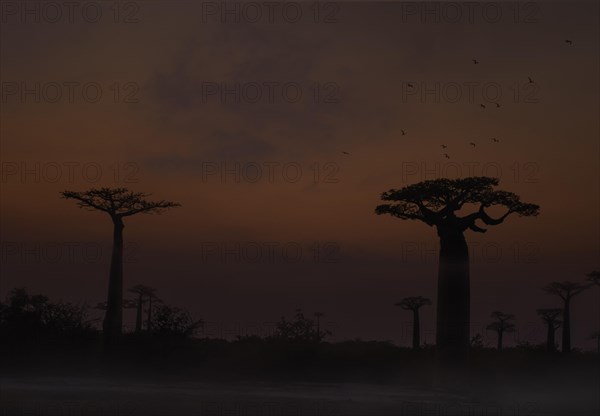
1,338 -> 598,416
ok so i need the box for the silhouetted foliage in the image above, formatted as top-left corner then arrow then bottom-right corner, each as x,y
151,304 -> 202,338
61,188 -> 180,345
543,281 -> 589,353
470,333 -> 486,349
0,288 -> 96,347
271,309 -> 329,344
376,177 -> 539,366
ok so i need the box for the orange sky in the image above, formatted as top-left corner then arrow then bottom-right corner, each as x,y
1,1 -> 598,348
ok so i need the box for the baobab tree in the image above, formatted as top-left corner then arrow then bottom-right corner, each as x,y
61,188 -> 180,343
586,271 -> 599,351
486,311 -> 515,351
376,177 -> 539,364
537,308 -> 562,352
144,287 -> 161,332
314,312 -> 324,341
587,270 -> 600,286
128,285 -> 153,332
395,296 -> 431,350
543,281 -> 589,353
589,331 -> 600,354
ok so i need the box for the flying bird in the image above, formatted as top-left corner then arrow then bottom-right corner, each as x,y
472,59 -> 479,64
528,77 -> 534,83
342,151 -> 350,155
495,102 -> 501,108
469,142 -> 476,147
480,104 -> 486,109
565,39 -> 573,45
440,144 -> 447,149
401,130 -> 406,136
407,83 -> 415,89
491,138 -> 499,143
443,153 -> 450,159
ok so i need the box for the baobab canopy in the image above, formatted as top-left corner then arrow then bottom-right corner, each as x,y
61,187 -> 181,218
375,176 -> 540,232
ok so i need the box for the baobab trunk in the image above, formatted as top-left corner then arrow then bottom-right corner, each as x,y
412,309 -> 420,350
147,296 -> 153,332
546,322 -> 556,352
562,298 -> 571,353
436,229 -> 470,367
103,217 -> 124,343
135,292 -> 143,332
497,331 -> 503,351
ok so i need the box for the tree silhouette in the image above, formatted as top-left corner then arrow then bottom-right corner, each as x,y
61,188 -> 180,344
152,304 -> 203,338
486,311 -> 515,351
589,331 -> 600,354
537,308 -> 562,352
395,296 -> 431,350
128,285 -> 153,333
586,271 -> 599,352
271,309 -> 329,343
587,270 -> 600,286
144,288 -> 161,332
376,177 -> 538,364
543,281 -> 589,353
314,312 -> 324,341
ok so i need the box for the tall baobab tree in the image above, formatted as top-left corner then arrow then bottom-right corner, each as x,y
537,308 -> 562,352
376,177 -> 539,365
486,311 -> 515,351
128,285 -> 153,332
61,188 -> 180,343
395,296 -> 431,350
543,281 -> 589,353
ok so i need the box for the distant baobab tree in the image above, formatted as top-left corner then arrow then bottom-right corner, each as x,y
128,285 -> 154,332
314,312 -> 324,340
589,331 -> 600,354
144,287 -> 161,332
586,271 -> 599,351
543,281 -> 589,353
537,308 -> 562,352
376,177 -> 539,365
61,188 -> 180,344
395,296 -> 431,350
486,311 -> 515,351
587,270 -> 600,286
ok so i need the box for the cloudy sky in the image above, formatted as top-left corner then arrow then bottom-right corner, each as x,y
1,1 -> 598,348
